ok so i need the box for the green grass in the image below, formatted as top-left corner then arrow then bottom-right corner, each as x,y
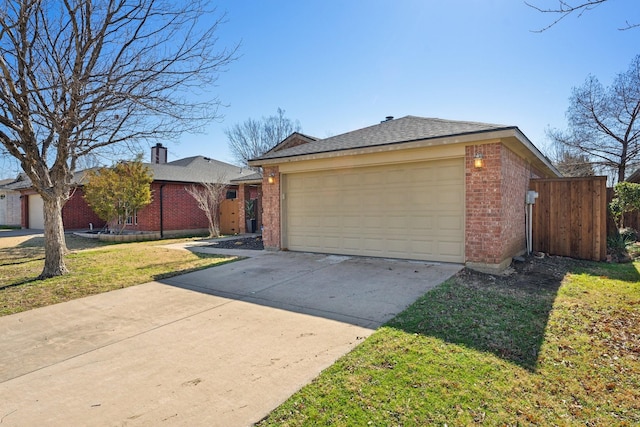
258,261 -> 640,426
0,235 -> 235,316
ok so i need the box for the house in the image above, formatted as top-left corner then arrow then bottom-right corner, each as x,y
249,115 -> 560,272
627,168 -> 640,183
0,178 -> 21,227
6,144 -> 262,237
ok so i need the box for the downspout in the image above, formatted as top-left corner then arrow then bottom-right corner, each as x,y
159,184 -> 165,238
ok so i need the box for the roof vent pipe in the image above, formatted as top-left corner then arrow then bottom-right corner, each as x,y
381,116 -> 394,123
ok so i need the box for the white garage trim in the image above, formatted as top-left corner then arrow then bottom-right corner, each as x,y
28,194 -> 45,229
282,157 -> 465,263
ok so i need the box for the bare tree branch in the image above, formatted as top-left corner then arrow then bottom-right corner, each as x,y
526,0 -> 637,31
0,0 -> 238,277
186,174 -> 228,238
226,108 -> 302,169
548,55 -> 640,183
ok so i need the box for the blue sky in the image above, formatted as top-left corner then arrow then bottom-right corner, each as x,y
162,0 -> 637,165
0,1 -> 637,177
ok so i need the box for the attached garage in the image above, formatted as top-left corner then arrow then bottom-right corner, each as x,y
283,158 -> 465,263
28,194 -> 44,229
251,116 -> 560,272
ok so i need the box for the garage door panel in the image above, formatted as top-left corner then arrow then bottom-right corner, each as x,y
438,215 -> 463,231
284,158 -> 464,263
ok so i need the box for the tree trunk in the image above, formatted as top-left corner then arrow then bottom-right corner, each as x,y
40,194 -> 69,279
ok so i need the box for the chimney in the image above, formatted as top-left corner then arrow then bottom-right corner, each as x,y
151,143 -> 167,164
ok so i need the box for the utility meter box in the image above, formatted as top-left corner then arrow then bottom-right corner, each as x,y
526,190 -> 539,205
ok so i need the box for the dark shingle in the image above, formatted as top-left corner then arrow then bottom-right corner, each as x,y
253,116 -> 512,161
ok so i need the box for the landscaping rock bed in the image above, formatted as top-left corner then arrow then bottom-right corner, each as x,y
208,236 -> 264,250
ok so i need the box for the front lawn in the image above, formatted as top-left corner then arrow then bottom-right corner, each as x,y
259,258 -> 640,426
0,235 -> 235,316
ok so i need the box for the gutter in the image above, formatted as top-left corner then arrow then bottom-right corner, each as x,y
159,184 -> 165,238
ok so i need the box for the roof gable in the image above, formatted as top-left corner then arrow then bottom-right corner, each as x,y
264,132 -> 318,155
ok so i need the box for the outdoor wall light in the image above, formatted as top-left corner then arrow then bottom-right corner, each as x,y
474,152 -> 484,168
267,172 -> 275,184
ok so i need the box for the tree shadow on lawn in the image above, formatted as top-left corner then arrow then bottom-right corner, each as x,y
151,254 -> 241,281
386,256 -> 640,372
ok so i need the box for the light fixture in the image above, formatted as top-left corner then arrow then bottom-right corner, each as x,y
474,152 -> 484,168
267,172 -> 275,184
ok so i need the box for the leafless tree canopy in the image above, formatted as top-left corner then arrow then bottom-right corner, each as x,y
226,108 -> 302,168
526,0 -> 638,31
548,55 -> 640,183
0,0 -> 237,277
553,149 -> 596,177
186,179 -> 228,238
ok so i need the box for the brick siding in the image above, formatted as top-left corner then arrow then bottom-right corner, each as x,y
465,143 -> 536,267
62,188 -> 106,230
261,166 -> 280,249
59,182 -> 242,235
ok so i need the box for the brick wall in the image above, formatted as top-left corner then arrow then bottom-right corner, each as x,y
465,143 -> 535,268
261,166 -> 280,249
20,193 -> 28,228
60,182 -> 241,235
62,188 -> 106,230
466,143 -> 503,265
499,145 -> 531,260
135,182 -> 219,233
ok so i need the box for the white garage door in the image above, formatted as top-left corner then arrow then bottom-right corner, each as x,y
283,158 -> 465,263
28,194 -> 45,229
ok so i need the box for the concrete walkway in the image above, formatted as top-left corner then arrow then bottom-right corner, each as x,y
0,248 -> 461,426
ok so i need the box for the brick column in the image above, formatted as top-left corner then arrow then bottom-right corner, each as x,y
465,143 -> 504,268
465,142 -> 532,272
238,183 -> 247,233
261,166 -> 280,249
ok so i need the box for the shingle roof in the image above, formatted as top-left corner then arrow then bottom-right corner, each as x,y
230,171 -> 263,183
252,116 -> 512,161
150,156 -> 251,184
0,156 -> 251,190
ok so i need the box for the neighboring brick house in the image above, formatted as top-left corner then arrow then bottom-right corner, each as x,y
249,115 -> 560,272
6,144 -> 261,236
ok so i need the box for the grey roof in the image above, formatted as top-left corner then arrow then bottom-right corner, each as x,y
265,132 -> 319,155
230,171 -> 263,183
1,173 -> 32,191
1,156 -> 251,191
149,156 -> 251,184
252,116 -> 513,161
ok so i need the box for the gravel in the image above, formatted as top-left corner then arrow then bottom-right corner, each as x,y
208,236 -> 264,250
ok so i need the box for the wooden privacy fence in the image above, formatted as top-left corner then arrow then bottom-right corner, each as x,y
530,177 -> 607,261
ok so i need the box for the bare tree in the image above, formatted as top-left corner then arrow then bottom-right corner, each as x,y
526,0 -> 638,31
548,54 -> 640,183
186,179 -> 228,238
553,149 -> 596,177
226,108 -> 302,168
0,0 -> 237,278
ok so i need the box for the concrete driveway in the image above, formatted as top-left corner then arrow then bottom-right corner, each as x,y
0,248 -> 461,426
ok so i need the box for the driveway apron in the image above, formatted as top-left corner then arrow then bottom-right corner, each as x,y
0,250 -> 461,426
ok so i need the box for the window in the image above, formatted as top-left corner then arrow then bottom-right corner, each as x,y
226,190 -> 237,200
118,210 -> 137,225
